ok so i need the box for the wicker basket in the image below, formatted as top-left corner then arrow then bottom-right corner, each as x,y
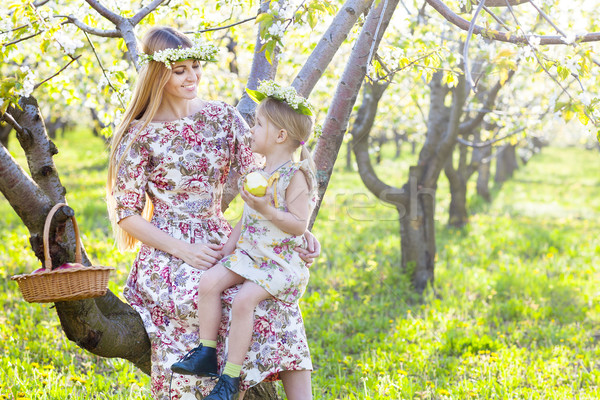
11,203 -> 114,303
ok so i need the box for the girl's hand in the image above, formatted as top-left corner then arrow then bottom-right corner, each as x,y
239,186 -> 272,215
296,231 -> 320,267
179,243 -> 224,270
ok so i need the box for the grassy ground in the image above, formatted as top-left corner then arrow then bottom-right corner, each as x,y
1,129 -> 599,399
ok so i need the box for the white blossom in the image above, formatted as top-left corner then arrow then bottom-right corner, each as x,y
268,21 -> 286,39
16,67 -> 36,98
561,33 -> 578,45
52,29 -> 83,56
528,35 -> 541,48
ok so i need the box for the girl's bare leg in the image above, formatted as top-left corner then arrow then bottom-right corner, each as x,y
197,264 -> 245,340
227,280 -> 271,365
279,370 -> 312,400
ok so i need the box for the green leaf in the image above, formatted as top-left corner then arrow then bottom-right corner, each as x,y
256,13 -> 273,25
264,40 -> 276,64
307,11 -> 317,29
245,88 -> 266,104
578,111 -> 589,126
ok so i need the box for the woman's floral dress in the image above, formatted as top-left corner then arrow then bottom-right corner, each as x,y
222,161 -> 317,304
112,101 -> 312,399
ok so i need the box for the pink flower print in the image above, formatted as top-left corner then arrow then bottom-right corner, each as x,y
254,316 -> 275,336
120,192 -> 140,209
198,157 -> 209,174
153,173 -> 171,190
273,246 -> 282,254
203,103 -> 226,122
150,305 -> 166,326
179,222 -> 190,235
180,123 -> 202,147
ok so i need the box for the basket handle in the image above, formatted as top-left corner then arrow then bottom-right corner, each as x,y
43,203 -> 82,271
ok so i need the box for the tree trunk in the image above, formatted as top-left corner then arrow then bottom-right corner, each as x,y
0,123 -> 11,148
399,167 -> 437,292
444,155 -> 468,228
495,143 -> 518,183
475,144 -> 492,201
346,138 -> 353,170
310,0 -> 400,227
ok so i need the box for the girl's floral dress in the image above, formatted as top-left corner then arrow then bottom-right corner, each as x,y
222,161 -> 317,304
112,101 -> 312,399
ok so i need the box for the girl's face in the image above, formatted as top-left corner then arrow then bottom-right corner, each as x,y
162,59 -> 202,102
250,111 -> 277,155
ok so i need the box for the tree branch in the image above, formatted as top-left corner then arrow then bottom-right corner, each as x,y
34,55 -> 81,90
2,30 -> 44,47
84,0 -> 122,25
1,111 -> 26,136
426,0 -> 600,44
130,0 -> 168,25
61,15 -> 121,37
185,17 -> 257,34
293,0 -> 373,97
351,81 -> 408,206
9,98 -> 66,204
0,142 -> 49,233
459,69 -> 515,134
458,127 -> 525,148
527,0 -> 566,36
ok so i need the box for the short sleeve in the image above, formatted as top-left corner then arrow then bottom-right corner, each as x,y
112,125 -> 152,222
224,104 -> 259,176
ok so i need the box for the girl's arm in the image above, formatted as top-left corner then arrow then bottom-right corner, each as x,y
240,171 -> 310,236
118,215 -> 223,270
221,219 -> 242,256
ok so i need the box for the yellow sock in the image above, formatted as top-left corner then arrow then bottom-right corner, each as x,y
223,361 -> 242,378
199,339 -> 217,349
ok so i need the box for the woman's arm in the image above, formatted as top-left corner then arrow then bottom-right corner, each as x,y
296,230 -> 321,266
118,215 -> 223,270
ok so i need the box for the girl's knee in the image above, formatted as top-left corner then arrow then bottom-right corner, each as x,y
198,269 -> 223,295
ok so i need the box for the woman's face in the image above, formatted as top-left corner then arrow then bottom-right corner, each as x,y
162,59 -> 202,102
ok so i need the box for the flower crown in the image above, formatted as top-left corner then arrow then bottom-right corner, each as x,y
138,39 -> 220,69
246,80 -> 314,116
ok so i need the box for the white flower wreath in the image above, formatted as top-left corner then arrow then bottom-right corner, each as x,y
138,39 -> 220,69
245,80 -> 314,116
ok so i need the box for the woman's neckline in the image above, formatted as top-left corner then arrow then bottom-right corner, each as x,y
145,99 -> 212,124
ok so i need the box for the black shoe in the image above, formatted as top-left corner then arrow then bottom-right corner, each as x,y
204,374 -> 240,400
171,344 -> 218,376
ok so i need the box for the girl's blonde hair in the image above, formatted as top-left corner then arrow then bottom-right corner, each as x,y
107,27 -> 192,251
256,98 -> 316,173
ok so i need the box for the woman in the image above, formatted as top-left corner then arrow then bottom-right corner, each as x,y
106,27 -> 317,399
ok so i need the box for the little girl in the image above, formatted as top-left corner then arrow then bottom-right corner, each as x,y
171,81 -> 317,400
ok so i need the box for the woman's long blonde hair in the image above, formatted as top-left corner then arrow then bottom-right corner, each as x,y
256,98 -> 316,174
107,27 -> 193,251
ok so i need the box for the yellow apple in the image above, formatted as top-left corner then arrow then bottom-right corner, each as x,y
244,171 -> 268,196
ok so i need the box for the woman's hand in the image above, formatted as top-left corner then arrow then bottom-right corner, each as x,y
178,243 -> 224,270
296,231 -> 320,267
118,215 -> 224,270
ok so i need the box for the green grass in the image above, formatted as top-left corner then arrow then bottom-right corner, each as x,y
1,130 -> 600,399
